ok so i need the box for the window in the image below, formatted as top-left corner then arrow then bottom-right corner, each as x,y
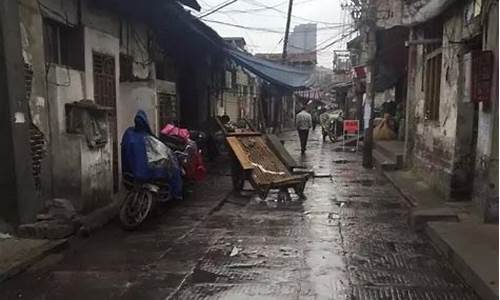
158,92 -> 177,126
43,18 -> 84,70
423,20 -> 443,121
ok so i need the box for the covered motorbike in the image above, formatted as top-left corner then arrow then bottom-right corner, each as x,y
120,111 -> 183,229
160,124 -> 207,182
319,109 -> 344,142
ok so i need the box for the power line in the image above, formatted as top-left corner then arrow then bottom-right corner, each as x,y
316,29 -> 357,51
239,0 -> 339,25
203,18 -> 349,33
203,19 -> 284,33
204,18 -> 351,32
222,0 -> 311,13
199,0 -> 238,18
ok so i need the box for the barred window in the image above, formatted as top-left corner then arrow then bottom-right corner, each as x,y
423,20 -> 443,121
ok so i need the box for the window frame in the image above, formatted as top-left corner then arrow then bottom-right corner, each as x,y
42,18 -> 85,71
422,19 -> 444,122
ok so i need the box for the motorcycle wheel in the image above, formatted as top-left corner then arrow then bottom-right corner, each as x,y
328,120 -> 340,143
119,189 -> 153,230
328,132 -> 338,143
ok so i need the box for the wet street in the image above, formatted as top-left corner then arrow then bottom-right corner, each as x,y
0,130 -> 478,299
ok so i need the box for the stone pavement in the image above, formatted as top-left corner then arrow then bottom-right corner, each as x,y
0,129 -> 479,299
383,168 -> 499,300
0,236 -> 67,282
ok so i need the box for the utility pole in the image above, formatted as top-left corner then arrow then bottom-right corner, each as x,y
282,0 -> 294,62
362,1 -> 377,168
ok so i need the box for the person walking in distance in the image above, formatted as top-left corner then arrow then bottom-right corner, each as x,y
296,106 -> 312,155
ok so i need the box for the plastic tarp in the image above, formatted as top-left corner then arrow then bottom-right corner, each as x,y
224,49 -> 315,90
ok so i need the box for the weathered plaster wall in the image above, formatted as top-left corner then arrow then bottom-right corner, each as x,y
119,20 -> 152,80
410,11 -> 461,199
119,81 -> 158,134
37,0 -> 79,25
47,66 -> 113,212
375,0 -> 404,29
473,1 -> 499,222
118,19 -> 158,134
80,137 -> 113,213
25,1 -> 118,211
18,0 -> 53,212
408,4 -> 484,200
48,66 -> 85,209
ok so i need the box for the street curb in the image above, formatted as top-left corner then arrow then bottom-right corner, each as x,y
425,223 -> 498,300
0,239 -> 68,283
379,169 -> 417,208
74,198 -> 121,237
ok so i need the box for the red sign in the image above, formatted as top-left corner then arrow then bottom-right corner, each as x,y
343,120 -> 359,134
352,65 -> 366,79
471,50 -> 493,105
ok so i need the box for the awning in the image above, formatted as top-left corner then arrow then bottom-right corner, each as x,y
330,81 -> 353,89
226,49 -> 315,90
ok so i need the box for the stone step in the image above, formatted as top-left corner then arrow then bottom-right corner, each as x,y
426,222 -> 499,300
374,141 -> 404,168
373,149 -> 398,171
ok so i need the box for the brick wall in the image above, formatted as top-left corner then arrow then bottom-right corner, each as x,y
24,63 -> 46,190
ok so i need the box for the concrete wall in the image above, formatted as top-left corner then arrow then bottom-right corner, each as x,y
119,81 -> 158,134
18,0 -> 53,214
375,0 -> 404,29
47,66 -> 113,213
408,5 -> 481,199
19,0 -> 157,213
473,0 -> 499,222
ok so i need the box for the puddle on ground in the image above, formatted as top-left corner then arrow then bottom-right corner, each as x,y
190,268 -> 227,284
333,159 -> 351,164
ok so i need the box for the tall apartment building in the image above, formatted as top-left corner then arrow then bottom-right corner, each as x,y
287,23 -> 317,55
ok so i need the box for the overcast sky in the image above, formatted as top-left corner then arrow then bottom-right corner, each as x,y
190,0 -> 355,67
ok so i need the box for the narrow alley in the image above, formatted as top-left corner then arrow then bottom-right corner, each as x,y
0,130 -> 478,299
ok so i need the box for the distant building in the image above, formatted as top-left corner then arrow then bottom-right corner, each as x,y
221,37 -> 259,125
255,52 -> 316,65
287,24 -> 317,55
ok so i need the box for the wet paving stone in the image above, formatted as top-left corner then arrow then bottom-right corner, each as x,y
0,131 -> 479,299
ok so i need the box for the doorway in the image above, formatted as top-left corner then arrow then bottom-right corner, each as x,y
93,52 -> 118,193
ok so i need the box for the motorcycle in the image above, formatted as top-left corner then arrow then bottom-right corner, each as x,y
119,173 -> 168,230
159,125 -> 207,182
119,111 -> 184,230
320,110 -> 344,142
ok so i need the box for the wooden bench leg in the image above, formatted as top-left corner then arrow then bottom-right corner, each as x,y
278,188 -> 291,202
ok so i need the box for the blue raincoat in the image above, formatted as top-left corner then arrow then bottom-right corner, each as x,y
121,110 -> 183,200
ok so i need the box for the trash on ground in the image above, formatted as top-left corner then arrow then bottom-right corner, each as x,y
230,246 -> 240,257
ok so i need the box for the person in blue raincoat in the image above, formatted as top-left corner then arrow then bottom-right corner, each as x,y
121,110 -> 183,200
